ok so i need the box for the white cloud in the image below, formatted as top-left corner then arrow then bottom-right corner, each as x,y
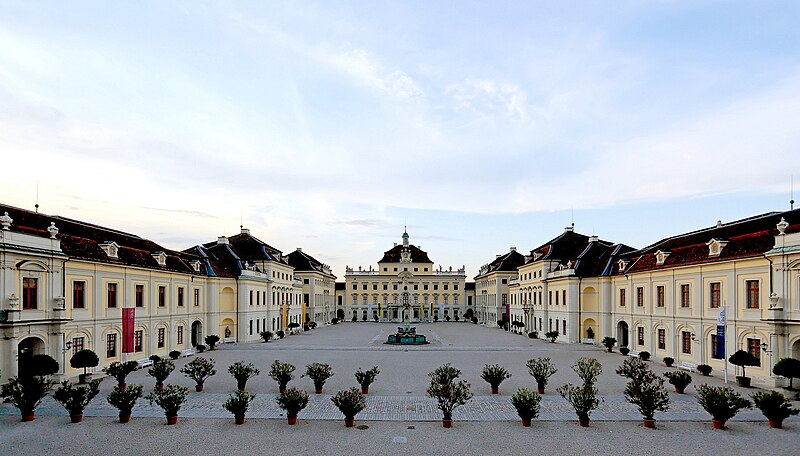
447,79 -> 529,122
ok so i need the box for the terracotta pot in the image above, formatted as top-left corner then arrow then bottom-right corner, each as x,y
643,418 -> 655,428
578,417 -> 590,427
361,387 -> 369,395
607,348 -> 612,353
442,419 -> 452,428
287,415 -> 297,425
156,383 -> 164,391
237,381 -> 246,391
195,384 -> 204,392
21,411 -> 35,422
235,415 -> 245,425
70,413 -> 83,423
119,383 -> 127,391
345,417 -> 355,427
712,419 -> 725,430
315,387 -> 323,394
675,386 -> 685,394
279,385 -> 287,393
521,418 -> 531,427
166,415 -> 178,425
768,418 -> 783,429
119,412 -> 131,424
491,386 -> 499,394
537,387 -> 545,395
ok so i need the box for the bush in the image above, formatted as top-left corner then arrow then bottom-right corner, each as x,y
663,357 -> 674,367
229,362 -> 260,389
276,387 -> 309,417
729,350 -> 759,379
445,315 -> 451,322
773,357 -> 800,390
454,315 -> 460,322
511,388 -> 541,421
147,385 -> 188,417
558,383 -> 601,421
148,359 -> 175,387
545,331 -> 559,343
180,357 -> 216,387
526,358 -> 557,392
433,315 -> 439,322
169,350 -> 181,360
306,363 -> 334,391
472,316 -> 478,324
428,364 -> 461,385
619,347 -> 630,356
481,364 -> 511,390
697,384 -> 751,423
107,384 -> 144,415
331,318 -> 339,325
260,331 -> 273,342
53,379 -> 102,415
331,387 -> 366,419
205,335 -> 220,350
573,358 -> 602,386
149,355 -> 161,362
355,366 -> 380,390
70,350 -> 99,377
664,371 -> 693,392
269,360 -> 296,390
276,330 -> 285,339
362,315 -> 367,322
1,376 -> 56,415
751,390 -> 799,422
528,332 -> 538,339
639,351 -> 651,361
352,316 -> 358,322
426,365 -> 473,421
105,361 -> 139,385
223,390 -> 255,417
697,364 -> 712,376
601,337 -> 617,352
623,368 -> 669,421
196,344 -> 206,353
22,354 -> 59,378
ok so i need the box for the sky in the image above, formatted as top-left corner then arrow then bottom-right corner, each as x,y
1,1 -> 799,278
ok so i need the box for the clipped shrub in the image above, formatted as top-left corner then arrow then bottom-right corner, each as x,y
169,350 -> 181,360
639,351 -> 651,361
511,388 -> 541,422
697,364 -> 712,376
663,357 -> 674,367
620,347 -> 630,356
573,358 -> 602,386
205,335 -> 220,350
269,360 -> 296,391
602,337 -> 617,352
70,350 -> 99,380
773,357 -> 800,390
697,384 -> 751,427
664,371 -> 693,393
480,364 -> 511,393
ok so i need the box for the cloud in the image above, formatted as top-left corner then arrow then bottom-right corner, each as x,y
447,79 -> 529,122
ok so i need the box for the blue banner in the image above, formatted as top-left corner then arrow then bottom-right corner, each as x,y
715,325 -> 725,359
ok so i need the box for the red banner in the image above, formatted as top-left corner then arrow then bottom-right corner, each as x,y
122,308 -> 135,353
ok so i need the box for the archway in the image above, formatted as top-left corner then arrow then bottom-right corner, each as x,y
220,318 -> 235,339
336,308 -> 344,320
617,321 -> 629,347
191,321 -> 203,347
582,318 -> 597,340
792,339 -> 800,359
18,337 -> 46,376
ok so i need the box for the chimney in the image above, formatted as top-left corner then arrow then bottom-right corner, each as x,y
496,254 -> 502,259
564,226 -> 574,232
510,247 -> 517,252
394,242 -> 397,247
296,247 -> 302,252
241,227 -> 250,235
589,236 -> 598,243
217,236 -> 229,245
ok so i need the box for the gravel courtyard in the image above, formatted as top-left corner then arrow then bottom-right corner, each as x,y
2,322 -> 798,454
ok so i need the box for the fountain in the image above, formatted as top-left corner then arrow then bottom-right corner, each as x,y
385,303 -> 428,345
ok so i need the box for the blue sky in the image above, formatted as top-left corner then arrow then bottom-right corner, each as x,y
1,1 -> 798,277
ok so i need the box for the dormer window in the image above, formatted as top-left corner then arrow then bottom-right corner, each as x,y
618,259 -> 629,271
99,241 -> 120,259
706,238 -> 728,258
152,251 -> 167,266
532,252 -> 542,261
190,260 -> 202,273
655,250 -> 670,266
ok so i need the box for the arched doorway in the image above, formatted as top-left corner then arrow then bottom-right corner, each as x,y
191,321 -> 203,347
617,321 -> 629,347
18,337 -> 46,376
336,308 -> 345,320
792,339 -> 800,359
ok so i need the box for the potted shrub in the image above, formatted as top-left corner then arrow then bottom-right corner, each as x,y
558,383 -> 601,427
355,366 -> 380,394
53,379 -> 102,423
619,347 -> 630,356
729,350 -> 759,387
107,384 -> 144,423
169,350 -> 181,360
148,359 -> 175,391
269,360 -> 296,393
639,351 -> 651,361
751,390 -> 799,429
664,371 -> 693,394
526,357 -> 557,394
331,318 -> 338,325
573,358 -> 603,386
663,357 -> 674,368
697,364 -> 712,376
331,387 -> 366,427
70,349 -> 99,384
277,387 -> 309,425
260,331 -> 273,342
229,361 -> 260,391
545,331 -> 559,343
1,376 -> 56,421
621,366 -> 670,428
277,330 -> 285,339
696,384 -> 752,429
181,357 -> 216,392
224,390 -> 255,425
205,335 -> 220,350
772,357 -> 800,399
528,332 -> 537,339
601,337 -> 617,353
511,388 -> 541,427
105,361 -> 138,390
426,364 -> 473,428
149,355 -> 161,362
306,363 -> 334,394
617,358 -> 651,383
196,344 -> 206,353
433,315 -> 439,322
480,364 -> 511,394
147,384 -> 188,425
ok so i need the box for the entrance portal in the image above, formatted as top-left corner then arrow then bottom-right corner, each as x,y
18,337 -> 46,377
191,321 -> 203,347
617,321 -> 629,347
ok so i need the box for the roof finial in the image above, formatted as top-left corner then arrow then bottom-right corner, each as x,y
790,175 -> 794,210
35,181 -> 39,213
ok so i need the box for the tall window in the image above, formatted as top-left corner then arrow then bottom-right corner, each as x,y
555,291 -> 559,306
134,330 -> 143,352
637,326 -> 645,346
135,285 -> 144,307
177,287 -> 184,307
158,327 -> 165,348
177,325 -> 184,345
710,282 -> 721,308
502,294 -> 507,305
72,336 -> 85,355
107,283 -> 117,308
680,284 -> 690,308
636,287 -> 644,307
562,290 -> 566,306
562,320 -> 566,335
549,291 -> 552,305
158,286 -> 166,307
746,280 -> 759,309
711,334 -> 721,359
193,289 -> 200,306
22,278 -> 37,310
106,333 -> 117,358
681,331 -> 692,354
747,338 -> 761,362
658,329 -> 665,350
620,288 -> 626,307
656,286 -> 665,308
73,281 -> 86,309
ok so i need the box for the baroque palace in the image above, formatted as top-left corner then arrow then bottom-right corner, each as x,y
0,202 -> 334,383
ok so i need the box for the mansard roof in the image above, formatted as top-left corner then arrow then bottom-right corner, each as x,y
0,203 -> 207,275
476,249 -> 525,278
286,248 -> 335,277
524,228 -> 634,278
379,244 -> 432,263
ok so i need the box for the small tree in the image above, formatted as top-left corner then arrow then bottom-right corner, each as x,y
269,360 -> 296,392
305,363 -> 334,393
355,366 -> 380,393
526,358 -> 557,393
147,385 -> 188,424
664,371 -> 693,393
181,357 -> 216,391
427,377 -> 473,425
428,363 -> 461,385
511,388 -> 541,425
70,349 -> 99,382
229,361 -> 260,391
22,354 -> 60,378
277,387 -> 309,424
260,331 -> 273,342
105,361 -> 139,388
751,390 -> 799,428
773,357 -> 800,390
616,358 -> 650,384
53,379 -> 102,422
622,367 -> 669,425
331,387 -> 366,425
573,358 -> 602,386
1,375 -> 56,421
205,334 -> 220,350
558,383 -> 601,426
480,364 -> 511,394
107,384 -> 143,423
729,350 -> 759,385
601,337 -> 617,352
224,390 -> 255,424
697,384 -> 751,428
148,359 -> 175,390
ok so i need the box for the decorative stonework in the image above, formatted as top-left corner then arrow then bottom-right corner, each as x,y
706,238 -> 728,257
655,250 -> 670,266
0,212 -> 12,230
99,241 -> 120,259
47,222 -> 59,239
152,251 -> 167,266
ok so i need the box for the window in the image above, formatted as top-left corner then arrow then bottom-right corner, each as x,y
72,336 -> 85,355
658,329 -> 665,350
106,333 -> 117,358
304,279 -> 310,284
636,287 -> 644,307
249,320 -> 253,335
158,286 -> 166,307
746,280 -> 759,309
444,284 -> 449,290
637,326 -> 645,346
502,294 -> 507,305
747,338 -> 761,362
135,285 -> 144,307
362,283 -> 367,290
352,283 -> 357,290
710,282 -> 721,308
711,334 -> 721,359
108,283 -> 118,308
423,284 -> 428,291
562,320 -> 566,335
178,287 -> 184,307
681,331 -> 692,354
555,291 -> 559,306
383,284 -> 388,290
680,284 -> 690,308
433,284 -> 439,291
501,279 -> 507,285
134,330 -> 143,352
158,327 -> 165,348
194,289 -> 200,306
562,290 -> 566,306
454,284 -> 459,290
620,289 -> 626,307
73,281 -> 86,309
656,286 -> 665,308
549,291 -> 552,305
373,283 -> 377,291
177,325 -> 184,345
22,277 -> 37,310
